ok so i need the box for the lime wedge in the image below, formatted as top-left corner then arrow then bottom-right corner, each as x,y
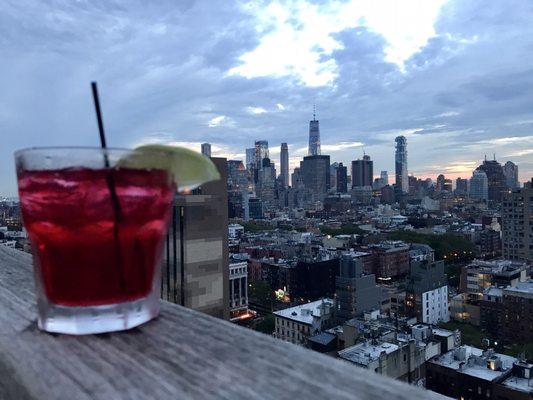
118,144 -> 220,191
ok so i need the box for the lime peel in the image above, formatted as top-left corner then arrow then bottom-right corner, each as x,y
118,144 -> 220,191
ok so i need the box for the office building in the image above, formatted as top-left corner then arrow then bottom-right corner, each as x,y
163,157 -> 229,319
503,161 -> 519,189
395,136 -> 408,194
301,155 -> 330,201
476,156 -> 506,202
336,252 -> 382,322
280,142 -> 289,188
352,155 -> 373,188
248,197 -> 263,219
406,260 -> 450,324
470,170 -> 489,201
443,179 -> 453,192
308,109 -> 321,156
436,174 -> 445,192
336,163 -> 348,193
201,142 -> 211,157
502,185 -> 533,263
274,299 -> 336,345
456,178 -> 469,195
381,171 -> 389,185
245,148 -> 255,171
257,157 -> 276,211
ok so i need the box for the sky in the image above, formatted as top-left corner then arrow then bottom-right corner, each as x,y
1,0 -> 533,195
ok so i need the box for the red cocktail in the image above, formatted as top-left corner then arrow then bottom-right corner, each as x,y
15,148 -> 175,334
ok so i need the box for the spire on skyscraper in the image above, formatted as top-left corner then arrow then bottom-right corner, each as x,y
308,106 -> 321,156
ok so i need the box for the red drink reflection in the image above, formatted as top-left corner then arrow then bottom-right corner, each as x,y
18,168 -> 174,307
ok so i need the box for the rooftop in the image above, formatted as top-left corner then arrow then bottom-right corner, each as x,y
339,341 -> 399,367
504,280 -> 533,296
0,246 -> 446,400
430,346 -> 516,382
273,298 -> 335,325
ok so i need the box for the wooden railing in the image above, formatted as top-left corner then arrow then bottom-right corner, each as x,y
0,246 -> 446,399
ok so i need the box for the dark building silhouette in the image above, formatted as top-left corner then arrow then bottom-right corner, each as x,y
291,259 -> 339,301
476,156 -> 506,202
336,163 -> 348,193
301,155 -> 330,201
352,155 -> 373,188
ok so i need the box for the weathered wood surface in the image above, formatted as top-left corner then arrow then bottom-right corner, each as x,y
0,246 -> 445,400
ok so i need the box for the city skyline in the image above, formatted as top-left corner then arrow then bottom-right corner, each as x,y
2,0 -> 533,195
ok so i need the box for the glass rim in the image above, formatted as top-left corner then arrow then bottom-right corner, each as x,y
14,146 -> 145,157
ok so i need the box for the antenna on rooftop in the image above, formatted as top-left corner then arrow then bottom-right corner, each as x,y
313,104 -> 316,121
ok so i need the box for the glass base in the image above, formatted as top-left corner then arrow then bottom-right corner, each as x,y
37,295 -> 160,335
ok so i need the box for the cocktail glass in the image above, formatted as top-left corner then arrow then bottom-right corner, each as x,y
15,147 -> 175,335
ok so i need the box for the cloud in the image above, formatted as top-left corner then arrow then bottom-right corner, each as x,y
208,115 -> 227,127
246,106 -> 267,115
276,103 -> 285,110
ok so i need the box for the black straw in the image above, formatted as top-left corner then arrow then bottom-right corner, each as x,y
91,81 -> 126,291
91,82 -> 108,151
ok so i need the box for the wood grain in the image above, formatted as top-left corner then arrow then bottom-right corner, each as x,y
0,246 -> 446,400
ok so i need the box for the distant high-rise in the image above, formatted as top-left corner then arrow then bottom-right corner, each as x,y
245,148 -> 255,171
395,136 -> 408,194
301,155 -> 330,200
469,170 -> 488,201
436,174 -> 446,192
201,143 -> 211,157
351,155 -> 373,188
455,178 -> 469,195
254,140 -> 269,167
280,143 -> 289,188
476,156 -> 506,202
336,163 -> 348,193
503,161 -> 519,189
381,171 -> 389,185
308,107 -> 321,156
502,184 -> 532,263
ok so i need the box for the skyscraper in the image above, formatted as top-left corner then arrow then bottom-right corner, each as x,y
502,184 -> 532,263
469,170 -> 488,201
308,108 -> 321,156
336,163 -> 348,193
455,178 -> 469,195
254,140 -> 269,167
245,148 -> 255,171
395,136 -> 408,194
351,154 -> 373,188
381,171 -> 389,185
476,156 -> 506,202
280,142 -> 289,188
503,161 -> 519,189
436,174 -> 446,192
201,143 -> 211,157
301,155 -> 330,200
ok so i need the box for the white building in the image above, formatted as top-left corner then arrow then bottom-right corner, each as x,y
229,260 -> 248,319
274,299 -> 335,345
228,223 -> 245,240
421,285 -> 450,325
